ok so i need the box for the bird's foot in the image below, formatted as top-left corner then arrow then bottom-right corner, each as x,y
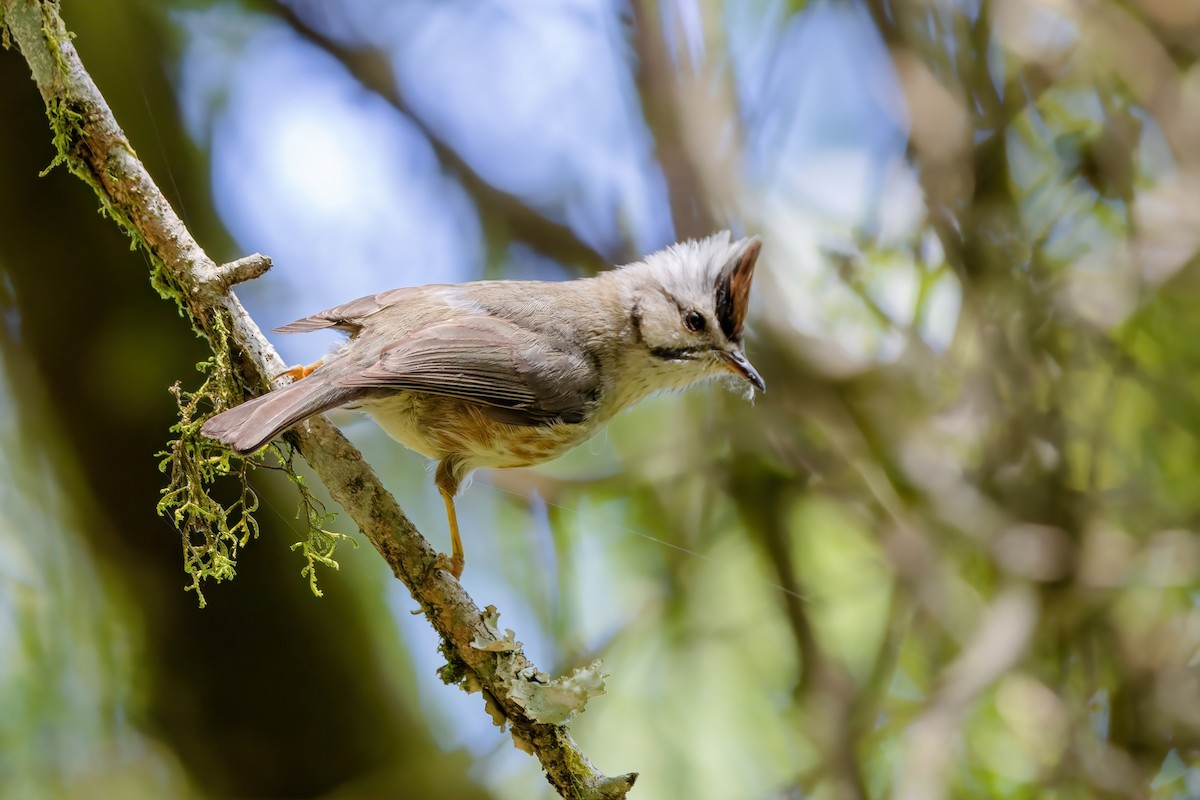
432,551 -> 464,581
275,358 -> 324,382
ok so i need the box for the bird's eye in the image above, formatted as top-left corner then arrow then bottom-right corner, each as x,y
684,310 -> 707,333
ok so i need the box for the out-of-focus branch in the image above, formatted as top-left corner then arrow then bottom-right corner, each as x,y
1071,1 -> 1200,167
629,0 -> 716,241
893,586 -> 1038,800
267,1 -> 609,271
727,457 -> 868,800
1,3 -> 635,796
629,0 -> 749,241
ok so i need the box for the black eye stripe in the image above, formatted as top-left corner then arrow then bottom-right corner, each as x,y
650,345 -> 703,361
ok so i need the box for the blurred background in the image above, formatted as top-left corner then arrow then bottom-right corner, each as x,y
3,0 -> 1200,797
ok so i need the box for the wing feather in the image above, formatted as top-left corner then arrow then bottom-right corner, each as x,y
272,287 -> 421,334
335,318 -> 598,425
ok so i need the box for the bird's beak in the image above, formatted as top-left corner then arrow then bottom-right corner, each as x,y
719,348 -> 765,392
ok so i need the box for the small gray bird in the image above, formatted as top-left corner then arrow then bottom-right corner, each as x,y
202,232 -> 763,578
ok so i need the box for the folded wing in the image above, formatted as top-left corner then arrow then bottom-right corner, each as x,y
337,317 -> 599,426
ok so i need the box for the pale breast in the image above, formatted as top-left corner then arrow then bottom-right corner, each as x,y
360,391 -> 597,471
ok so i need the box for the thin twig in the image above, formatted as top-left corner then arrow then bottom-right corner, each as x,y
204,252 -> 273,291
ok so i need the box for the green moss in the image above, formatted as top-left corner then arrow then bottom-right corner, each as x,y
281,446 -> 356,598
38,95 -> 85,178
38,0 -> 73,74
157,353 -> 257,608
557,745 -> 590,799
38,92 -> 174,324
156,317 -> 353,605
436,641 -> 470,687
18,0 -> 345,602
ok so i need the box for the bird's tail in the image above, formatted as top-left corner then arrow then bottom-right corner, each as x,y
200,379 -> 354,454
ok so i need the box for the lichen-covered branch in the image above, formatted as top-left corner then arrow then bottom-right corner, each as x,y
1,1 -> 634,796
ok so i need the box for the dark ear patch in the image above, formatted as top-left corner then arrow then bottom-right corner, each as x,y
715,239 -> 761,340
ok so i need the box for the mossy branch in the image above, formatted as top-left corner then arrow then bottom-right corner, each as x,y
1,1 -> 635,796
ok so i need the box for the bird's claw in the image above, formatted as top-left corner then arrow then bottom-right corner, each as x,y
432,552 -> 463,581
275,358 -> 324,382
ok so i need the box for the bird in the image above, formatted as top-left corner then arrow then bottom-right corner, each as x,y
201,232 -> 764,579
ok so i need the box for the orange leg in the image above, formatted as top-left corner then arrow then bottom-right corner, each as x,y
439,487 -> 465,580
277,358 -> 324,382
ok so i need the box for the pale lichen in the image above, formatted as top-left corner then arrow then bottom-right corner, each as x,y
472,604 -> 522,652
465,606 -> 608,727
507,660 -> 607,726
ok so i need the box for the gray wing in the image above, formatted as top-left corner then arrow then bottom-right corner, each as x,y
272,287 -> 426,335
335,317 -> 599,426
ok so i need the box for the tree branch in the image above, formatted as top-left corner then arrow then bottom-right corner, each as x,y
1,2 -> 634,796
629,0 -> 743,239
893,585 -> 1038,800
267,0 -> 611,271
629,0 -> 716,241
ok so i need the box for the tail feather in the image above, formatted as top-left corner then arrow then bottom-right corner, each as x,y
200,380 -> 354,454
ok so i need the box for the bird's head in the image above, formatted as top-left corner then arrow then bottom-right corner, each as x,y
618,231 -> 764,396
